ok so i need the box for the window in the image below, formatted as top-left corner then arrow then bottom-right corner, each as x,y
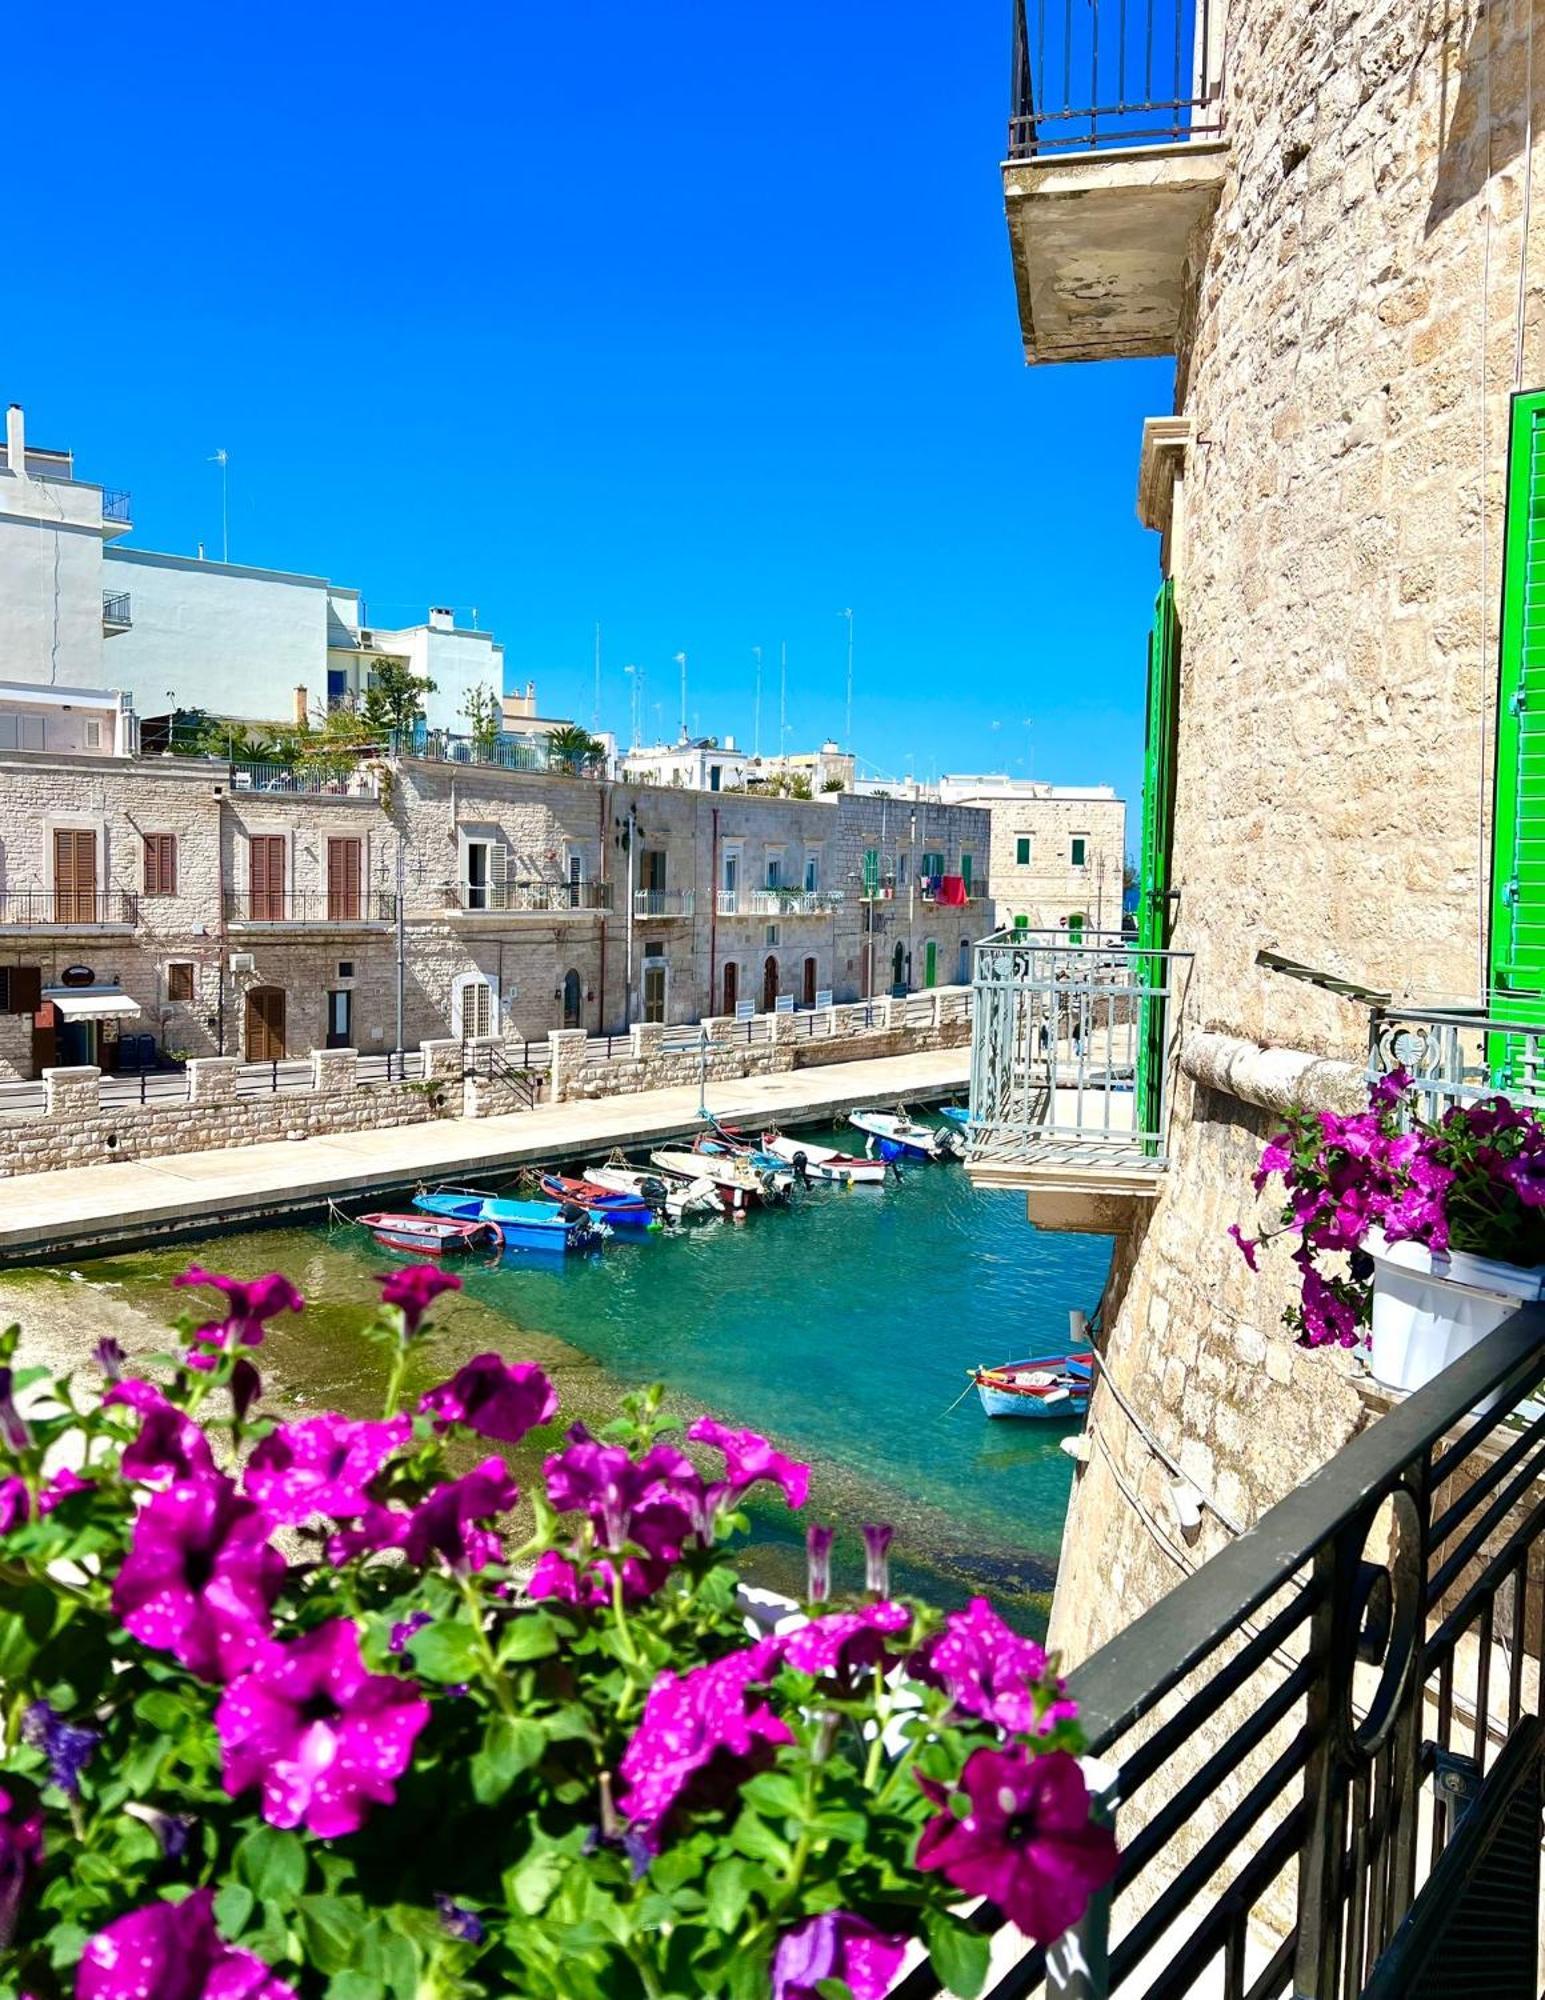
960,852 -> 973,891
641,851 -> 667,893
327,667 -> 349,708
1492,389 -> 1545,1056
1013,913 -> 1030,931
1068,912 -> 1086,945
83,720 -> 103,751
1070,836 -> 1088,867
0,967 -> 41,1013
453,974 -> 496,1039
337,961 -> 355,979
1016,836 -> 1032,865
804,850 -> 821,893
53,828 -> 98,922
143,834 -> 177,897
0,716 -> 45,751
249,834 -> 286,921
1136,579 -> 1181,1135
765,850 -> 784,890
327,837 -> 362,922
709,764 -> 722,792
862,849 -> 879,898
167,962 -> 195,1004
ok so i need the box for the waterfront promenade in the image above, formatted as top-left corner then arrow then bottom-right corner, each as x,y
0,1045 -> 968,1260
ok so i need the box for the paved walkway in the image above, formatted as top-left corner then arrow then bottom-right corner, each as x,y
0,1048 -> 969,1260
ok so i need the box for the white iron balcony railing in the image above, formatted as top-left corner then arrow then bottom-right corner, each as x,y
456,879 -> 613,915
717,888 -> 842,918
633,888 -> 695,919
967,928 -> 1191,1180
1369,1000 -> 1545,1122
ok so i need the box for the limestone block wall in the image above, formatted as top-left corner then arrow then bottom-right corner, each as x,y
979,794 -> 1127,934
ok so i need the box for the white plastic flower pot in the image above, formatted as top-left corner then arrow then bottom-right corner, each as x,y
1365,1228 -> 1545,1399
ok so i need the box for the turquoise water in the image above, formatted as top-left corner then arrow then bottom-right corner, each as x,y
58,1120 -> 1111,1625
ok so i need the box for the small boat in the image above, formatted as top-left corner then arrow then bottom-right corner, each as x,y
971,1352 -> 1094,1420
359,1211 -> 500,1256
584,1163 -> 721,1223
939,1104 -> 971,1128
649,1149 -> 785,1212
414,1188 -> 605,1254
848,1108 -> 959,1163
538,1172 -> 658,1231
759,1130 -> 890,1187
692,1132 -> 796,1188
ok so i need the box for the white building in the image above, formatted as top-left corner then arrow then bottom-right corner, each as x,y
0,679 -> 137,757
620,737 -> 748,792
937,777 -> 1126,937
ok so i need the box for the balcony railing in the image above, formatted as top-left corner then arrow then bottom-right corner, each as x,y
0,891 -> 138,927
395,731 -> 558,775
455,880 -> 613,915
1369,1001 -> 1545,1122
919,877 -> 992,905
101,590 -> 132,632
1009,0 -> 1222,158
717,888 -> 842,917
229,761 -> 381,799
100,489 -> 132,524
895,1305 -> 1545,1998
225,891 -> 396,925
966,929 -> 1191,1177
634,889 -> 695,918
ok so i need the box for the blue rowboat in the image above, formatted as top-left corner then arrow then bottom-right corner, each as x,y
971,1353 -> 1093,1421
848,1109 -> 958,1162
539,1172 -> 658,1231
414,1188 -> 604,1254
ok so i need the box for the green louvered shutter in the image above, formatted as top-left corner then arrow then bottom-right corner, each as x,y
1489,391 -> 1545,1088
1136,580 -> 1181,1145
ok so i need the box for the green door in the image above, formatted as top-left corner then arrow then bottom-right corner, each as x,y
924,940 -> 937,988
1490,390 -> 1545,1086
1135,580 -> 1181,1143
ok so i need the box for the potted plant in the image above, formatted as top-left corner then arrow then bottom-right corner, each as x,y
0,1267 -> 1115,1999
1232,1067 -> 1545,1393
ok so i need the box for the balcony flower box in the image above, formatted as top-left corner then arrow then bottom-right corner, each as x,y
1363,1227 -> 1545,1398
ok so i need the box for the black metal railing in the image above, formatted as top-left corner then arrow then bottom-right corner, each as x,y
465,1042 -> 543,1109
100,488 -> 132,523
101,590 -> 132,630
1009,0 -> 1222,158
224,891 -> 397,925
895,1307 -> 1545,1998
0,891 -> 138,926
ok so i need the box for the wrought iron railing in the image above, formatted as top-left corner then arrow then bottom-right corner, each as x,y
967,930 -> 1190,1170
1008,0 -> 1223,158
228,761 -> 382,798
634,889 -> 696,918
101,590 -> 132,630
718,889 -> 843,917
224,891 -> 397,925
0,891 -> 138,926
100,488 -> 132,523
395,731 -> 563,774
455,880 -> 613,914
894,1305 -> 1545,1998
1369,1002 -> 1545,1122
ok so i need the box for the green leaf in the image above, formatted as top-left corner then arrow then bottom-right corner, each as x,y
807,1808 -> 868,1844
324,1975 -> 384,2000
471,1715 -> 546,1802
703,1855 -> 761,1933
407,1619 -> 484,1683
816,1983 -> 857,2000
133,1689 -> 189,1733
213,1882 -> 256,1938
730,1810 -> 793,1871
299,1894 -> 365,1975
235,1825 -> 308,1904
496,1612 -> 560,1663
925,1911 -> 990,1999
505,1847 -> 565,1917
740,1771 -> 805,1819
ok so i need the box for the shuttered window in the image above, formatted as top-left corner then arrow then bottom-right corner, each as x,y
167,962 -> 195,1003
143,834 -> 177,896
53,829 -> 97,923
1136,579 -> 1181,1146
249,836 -> 286,921
0,967 -> 42,1014
327,838 -> 362,922
1490,391 -> 1545,1019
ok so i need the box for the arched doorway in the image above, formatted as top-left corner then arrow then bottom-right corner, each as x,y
721,961 -> 739,1015
562,969 -> 582,1029
802,956 -> 817,1007
923,939 -> 938,989
762,954 -> 779,1013
245,986 -> 286,1061
958,938 -> 972,985
891,942 -> 906,994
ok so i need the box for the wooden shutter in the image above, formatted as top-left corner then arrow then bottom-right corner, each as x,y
6,967 -> 41,1014
143,834 -> 176,897
487,844 -> 510,911
862,850 -> 879,898
1136,579 -> 1181,1145
327,838 -> 362,922
1491,392 -> 1545,1012
54,829 -> 97,923
249,837 -> 286,921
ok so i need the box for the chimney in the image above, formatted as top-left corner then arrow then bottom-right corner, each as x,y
525,679 -> 535,702
428,606 -> 453,632
723,734 -> 737,751
5,404 -> 24,476
294,686 -> 308,727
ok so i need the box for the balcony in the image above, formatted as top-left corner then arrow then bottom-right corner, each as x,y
965,929 -> 1190,1232
717,888 -> 842,918
454,880 -> 613,916
229,760 -> 381,800
894,1307 -> 1545,1999
0,891 -> 138,930
920,876 -> 992,906
224,891 -> 396,928
634,888 -> 695,919
102,591 -> 132,636
1003,0 -> 1226,363
99,489 -> 132,534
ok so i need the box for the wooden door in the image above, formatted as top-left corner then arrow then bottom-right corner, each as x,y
762,955 -> 778,1013
721,961 -> 738,1014
562,970 -> 582,1029
245,986 -> 286,1061
249,837 -> 287,922
924,940 -> 938,989
327,838 -> 362,922
803,956 -> 817,1007
53,829 -> 97,923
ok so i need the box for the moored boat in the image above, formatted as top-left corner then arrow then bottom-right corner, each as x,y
584,1162 -> 721,1222
848,1107 -> 959,1162
359,1211 -> 500,1256
649,1148 -> 784,1211
414,1187 -> 606,1254
759,1129 -> 889,1186
971,1352 -> 1093,1420
538,1172 -> 658,1231
692,1132 -> 796,1188
939,1104 -> 971,1128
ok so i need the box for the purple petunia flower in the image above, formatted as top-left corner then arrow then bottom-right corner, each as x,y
111,1473 -> 285,1682
389,1609 -> 432,1655
922,1597 -> 1061,1737
420,1353 -> 557,1444
77,1885 -> 297,2000
93,1336 -> 127,1383
434,1893 -> 486,1945
172,1269 -> 303,1365
39,1466 -> 92,1515
805,1522 -> 835,1604
915,1746 -> 1117,1944
243,1412 -> 409,1526
1252,1132 -> 1295,1192
861,1522 -> 894,1595
771,1911 -> 908,2000
404,1458 -> 518,1574
106,1381 -> 215,1488
1226,1223 -> 1260,1272
687,1416 -> 811,1521
526,1547 -> 672,1608
0,1368 -> 32,1453
22,1700 -> 98,1798
0,1783 -> 43,1949
0,1477 -> 27,1537
216,1619 -> 430,1840
781,1601 -> 911,1682
376,1264 -> 461,1339
544,1430 -> 698,1554
325,1501 -> 411,1568
1368,1066 -> 1414,1112
618,1639 -> 791,1840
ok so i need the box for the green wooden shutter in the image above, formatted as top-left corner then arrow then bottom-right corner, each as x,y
862,849 -> 879,898
1491,393 -> 1545,1004
1136,579 -> 1181,1144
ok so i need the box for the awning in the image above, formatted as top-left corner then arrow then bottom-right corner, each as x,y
42,986 -> 143,1022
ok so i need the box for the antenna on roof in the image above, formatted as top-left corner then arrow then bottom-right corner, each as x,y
594,623 -> 602,730
840,607 -> 853,750
207,449 -> 229,563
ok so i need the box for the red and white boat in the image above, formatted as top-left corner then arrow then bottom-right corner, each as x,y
759,1128 -> 889,1186
359,1211 -> 501,1256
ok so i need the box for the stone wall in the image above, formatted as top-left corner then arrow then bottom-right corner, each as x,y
976,793 -> 1126,935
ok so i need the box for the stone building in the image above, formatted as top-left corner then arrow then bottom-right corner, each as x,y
938,777 -> 1125,936
978,0 -> 1545,1684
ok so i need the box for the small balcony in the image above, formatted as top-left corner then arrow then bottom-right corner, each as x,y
99,489 -> 132,537
1003,0 -> 1226,363
0,891 -> 138,930
229,761 -> 381,800
919,876 -> 992,907
102,591 -> 132,636
1370,999 -> 1545,1120
965,928 -> 1191,1232
454,880 -> 613,916
225,891 -> 396,928
634,888 -> 695,920
717,888 -> 842,918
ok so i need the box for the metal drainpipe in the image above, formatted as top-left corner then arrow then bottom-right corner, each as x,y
597,782 -> 608,1034
624,801 -> 636,1030
709,805 -> 719,1011
394,832 -> 405,1055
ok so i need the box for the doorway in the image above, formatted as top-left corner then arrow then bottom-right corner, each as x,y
245,986 -> 286,1061
802,956 -> 817,1008
56,1015 -> 96,1067
326,989 -> 353,1049
562,969 -> 583,1029
722,850 -> 740,912
924,940 -> 938,989
642,958 -> 667,1024
891,942 -> 906,994
762,955 -> 779,1013
958,938 -> 972,986
721,961 -> 739,1015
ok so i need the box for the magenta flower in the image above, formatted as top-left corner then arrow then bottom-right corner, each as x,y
771,1912 -> 908,2000
420,1353 -> 557,1444
527,1548 -> 669,1607
1226,1223 -> 1260,1272
244,1413 -> 409,1526
923,1598 -> 1053,1735
216,1619 -> 429,1839
0,1783 -> 43,1948
0,1477 -> 27,1536
687,1416 -> 810,1514
376,1264 -> 461,1338
325,1502 -> 411,1568
0,1368 -> 32,1452
111,1474 -> 285,1682
40,1467 -> 92,1514
916,1746 -> 1116,1943
781,1601 -> 911,1681
619,1639 -> 791,1839
805,1522 -> 835,1603
77,1886 -> 296,2000
861,1521 -> 894,1595
404,1458 -> 518,1573
1252,1132 -> 1295,1191
545,1430 -> 698,1554
106,1381 -> 214,1487
1368,1065 -> 1414,1111
173,1269 -> 302,1372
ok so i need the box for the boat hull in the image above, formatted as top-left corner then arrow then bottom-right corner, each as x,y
761,1132 -> 889,1186
848,1112 -> 951,1162
359,1212 -> 497,1256
538,1174 -> 656,1230
414,1190 -> 599,1253
649,1151 -> 769,1210
971,1353 -> 1094,1421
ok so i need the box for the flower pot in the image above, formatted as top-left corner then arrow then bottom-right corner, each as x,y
1365,1228 -> 1545,1398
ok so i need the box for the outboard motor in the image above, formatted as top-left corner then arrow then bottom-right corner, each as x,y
936,1130 -> 959,1161
640,1175 -> 669,1207
791,1149 -> 810,1188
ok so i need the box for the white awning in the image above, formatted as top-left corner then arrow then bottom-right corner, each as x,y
43,987 -> 143,1022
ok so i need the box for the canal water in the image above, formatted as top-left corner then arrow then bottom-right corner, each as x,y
48,1119 -> 1111,1629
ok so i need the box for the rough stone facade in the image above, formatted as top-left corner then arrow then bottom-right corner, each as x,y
1047,0 -> 1545,1674
965,789 -> 1126,935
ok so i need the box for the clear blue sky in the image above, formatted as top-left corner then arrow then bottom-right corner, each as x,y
12,0 -> 1169,818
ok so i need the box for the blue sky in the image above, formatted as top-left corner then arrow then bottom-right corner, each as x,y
12,0 -> 1168,818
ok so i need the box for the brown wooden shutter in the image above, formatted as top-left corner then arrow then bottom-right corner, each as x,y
327,838 -> 362,922
249,837 -> 286,920
10,966 -> 41,1014
54,829 -> 97,923
143,834 -> 177,896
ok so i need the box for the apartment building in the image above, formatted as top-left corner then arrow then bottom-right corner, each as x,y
938,776 -> 1125,936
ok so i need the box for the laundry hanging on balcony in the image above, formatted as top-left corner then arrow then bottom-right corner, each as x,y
935,875 -> 968,907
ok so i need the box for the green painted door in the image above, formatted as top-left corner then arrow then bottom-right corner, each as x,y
1490,390 -> 1545,1087
924,940 -> 937,988
1136,580 -> 1181,1143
